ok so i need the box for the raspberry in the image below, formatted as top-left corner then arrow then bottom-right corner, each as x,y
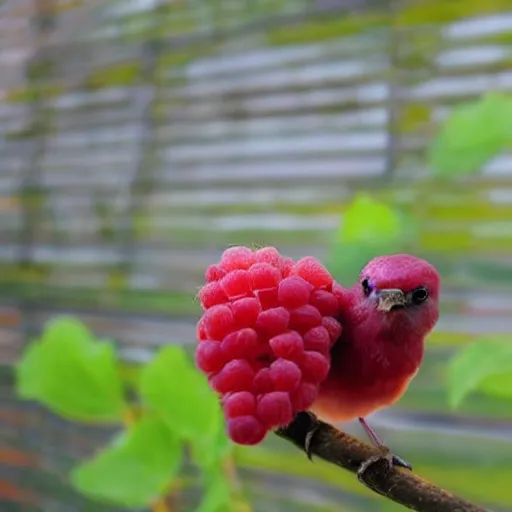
228,416 -> 266,445
270,359 -> 301,391
196,316 -> 208,341
332,281 -> 351,308
291,257 -> 333,288
332,281 -> 345,296
230,297 -> 261,328
253,367 -> 274,394
269,331 -> 304,361
196,341 -> 225,373
289,304 -> 322,333
291,382 -> 318,410
198,282 -> 228,310
220,270 -> 251,300
255,287 -> 279,309
253,247 -> 282,267
322,316 -> 343,345
303,326 -> 330,354
250,360 -> 267,374
309,290 -> 338,317
195,245 -> 344,445
252,343 -> 273,362
203,305 -> 235,340
223,391 -> 256,418
205,264 -> 226,282
256,307 -> 290,336
220,246 -> 254,271
257,392 -> 293,428
248,263 -> 281,290
300,351 -> 330,383
278,276 -> 312,309
210,359 -> 255,394
280,257 -> 295,277
221,328 -> 259,360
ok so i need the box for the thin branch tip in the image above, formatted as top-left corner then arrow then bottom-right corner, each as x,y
275,412 -> 488,512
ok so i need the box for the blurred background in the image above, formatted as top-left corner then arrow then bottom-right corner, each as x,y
0,0 -> 512,511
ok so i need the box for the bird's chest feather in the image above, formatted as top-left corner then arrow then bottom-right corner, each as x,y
312,319 -> 424,422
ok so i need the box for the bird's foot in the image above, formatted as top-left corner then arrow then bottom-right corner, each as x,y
274,411 -> 321,461
357,446 -> 412,490
391,453 -> 412,470
357,449 -> 393,487
303,411 -> 321,460
357,417 -> 412,470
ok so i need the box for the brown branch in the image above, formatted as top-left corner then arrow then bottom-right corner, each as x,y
275,412 -> 488,512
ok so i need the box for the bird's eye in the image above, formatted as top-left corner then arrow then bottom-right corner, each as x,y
411,287 -> 428,305
361,278 -> 372,296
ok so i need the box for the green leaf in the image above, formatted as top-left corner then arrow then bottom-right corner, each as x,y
479,372 -> 512,401
16,342 -> 45,399
15,316 -> 125,422
337,193 -> 403,245
192,417 -> 233,469
71,416 -> 182,508
447,337 -> 512,408
139,345 -> 221,439
195,473 -> 232,512
326,240 -> 396,287
429,92 -> 512,177
327,197 -> 414,286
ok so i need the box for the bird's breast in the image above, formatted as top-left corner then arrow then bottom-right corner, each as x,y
311,370 -> 416,422
311,332 -> 423,423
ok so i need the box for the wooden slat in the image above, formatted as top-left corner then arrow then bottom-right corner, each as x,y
0,4 -> 510,341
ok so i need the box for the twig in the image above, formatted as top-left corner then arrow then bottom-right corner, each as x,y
275,412 -> 488,512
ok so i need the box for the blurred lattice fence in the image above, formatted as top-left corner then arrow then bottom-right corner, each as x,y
0,0 -> 512,510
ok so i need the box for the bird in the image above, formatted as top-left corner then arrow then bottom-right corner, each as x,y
310,253 -> 441,468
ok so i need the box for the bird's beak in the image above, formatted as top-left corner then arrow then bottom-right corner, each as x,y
376,288 -> 407,312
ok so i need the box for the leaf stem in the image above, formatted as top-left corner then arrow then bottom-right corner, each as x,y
223,455 -> 253,512
122,407 -> 175,512
122,407 -> 138,426
152,498 -> 172,512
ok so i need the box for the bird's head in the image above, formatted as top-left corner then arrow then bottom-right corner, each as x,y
355,254 -> 441,337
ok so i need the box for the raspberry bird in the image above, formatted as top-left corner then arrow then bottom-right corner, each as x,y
311,254 -> 440,467
195,247 -> 440,457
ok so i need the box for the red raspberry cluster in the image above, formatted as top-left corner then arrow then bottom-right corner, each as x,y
195,246 -> 343,445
